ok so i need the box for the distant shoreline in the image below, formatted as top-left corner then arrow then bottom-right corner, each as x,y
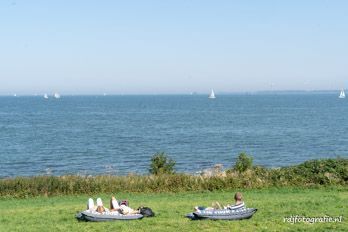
0,90 -> 344,96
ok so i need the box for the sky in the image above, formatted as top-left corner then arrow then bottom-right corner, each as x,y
0,0 -> 348,95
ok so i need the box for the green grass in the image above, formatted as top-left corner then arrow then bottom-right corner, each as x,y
0,187 -> 347,232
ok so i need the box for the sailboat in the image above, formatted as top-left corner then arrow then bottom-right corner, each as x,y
44,94 -> 49,99
339,89 -> 345,99
54,93 -> 61,99
208,89 -> 216,99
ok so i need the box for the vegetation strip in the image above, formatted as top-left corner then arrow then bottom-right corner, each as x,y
0,156 -> 347,198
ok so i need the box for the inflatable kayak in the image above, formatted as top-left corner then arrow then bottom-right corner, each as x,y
76,210 -> 143,222
186,208 -> 257,220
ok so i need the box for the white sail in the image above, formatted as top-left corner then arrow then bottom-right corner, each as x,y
339,89 -> 345,99
44,94 -> 49,99
208,89 -> 216,99
54,93 -> 61,99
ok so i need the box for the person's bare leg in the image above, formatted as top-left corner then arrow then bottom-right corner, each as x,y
111,196 -> 120,211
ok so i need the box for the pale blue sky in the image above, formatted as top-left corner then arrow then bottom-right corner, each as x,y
1,0 -> 347,94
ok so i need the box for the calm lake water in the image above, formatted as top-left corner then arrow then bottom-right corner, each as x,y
0,94 -> 347,177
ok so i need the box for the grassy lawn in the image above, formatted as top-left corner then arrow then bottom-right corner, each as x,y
0,187 -> 346,232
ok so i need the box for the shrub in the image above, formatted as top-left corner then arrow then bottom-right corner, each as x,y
234,152 -> 253,173
287,157 -> 348,184
149,152 -> 176,175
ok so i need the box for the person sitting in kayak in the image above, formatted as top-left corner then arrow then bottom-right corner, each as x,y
194,192 -> 245,212
224,192 -> 245,210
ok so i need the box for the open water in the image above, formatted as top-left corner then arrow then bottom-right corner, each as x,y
0,94 -> 347,177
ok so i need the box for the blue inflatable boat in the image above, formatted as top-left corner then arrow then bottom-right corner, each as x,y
76,210 -> 143,222
186,208 -> 257,220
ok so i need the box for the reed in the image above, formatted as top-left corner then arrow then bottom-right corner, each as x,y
0,157 -> 347,198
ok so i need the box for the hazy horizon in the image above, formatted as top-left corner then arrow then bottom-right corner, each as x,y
1,89 -> 344,97
1,0 -> 347,94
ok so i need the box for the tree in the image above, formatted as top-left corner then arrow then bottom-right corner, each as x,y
234,152 -> 253,173
149,152 -> 176,175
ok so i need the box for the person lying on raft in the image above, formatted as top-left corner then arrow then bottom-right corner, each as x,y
110,196 -> 139,215
87,196 -> 139,214
194,192 -> 246,212
87,198 -> 109,213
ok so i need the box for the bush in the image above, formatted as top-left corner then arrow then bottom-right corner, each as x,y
234,152 -> 253,173
288,157 -> 348,184
149,152 -> 176,175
